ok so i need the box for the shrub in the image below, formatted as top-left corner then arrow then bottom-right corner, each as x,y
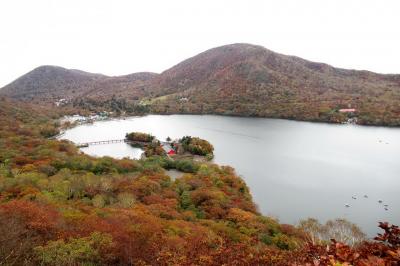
180,136 -> 214,156
175,160 -> 199,173
144,143 -> 165,157
39,125 -> 60,138
92,194 -> 106,208
179,190 -> 192,209
272,233 -> 297,250
117,192 -> 136,208
125,132 -> 154,142
34,232 -> 113,265
260,233 -> 273,245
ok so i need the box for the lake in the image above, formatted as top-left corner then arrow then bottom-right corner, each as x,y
61,115 -> 400,236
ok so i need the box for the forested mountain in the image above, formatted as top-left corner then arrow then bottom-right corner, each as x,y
2,44 -> 400,125
0,65 -> 157,101
147,44 -> 400,125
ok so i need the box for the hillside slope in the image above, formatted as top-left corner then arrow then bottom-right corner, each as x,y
0,65 -> 157,101
147,44 -> 400,125
1,98 -> 398,265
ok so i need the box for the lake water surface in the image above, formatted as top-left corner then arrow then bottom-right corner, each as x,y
61,115 -> 400,236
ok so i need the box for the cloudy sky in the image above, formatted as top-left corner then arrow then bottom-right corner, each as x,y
0,0 -> 399,87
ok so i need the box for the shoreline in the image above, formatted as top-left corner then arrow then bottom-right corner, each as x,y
61,111 -> 400,131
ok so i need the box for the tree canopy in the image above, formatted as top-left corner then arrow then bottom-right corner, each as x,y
0,98 -> 398,265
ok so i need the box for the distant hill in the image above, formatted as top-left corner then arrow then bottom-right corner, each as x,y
2,44 -> 400,125
0,65 -> 157,101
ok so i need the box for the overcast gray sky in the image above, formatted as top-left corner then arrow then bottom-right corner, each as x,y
0,0 -> 399,87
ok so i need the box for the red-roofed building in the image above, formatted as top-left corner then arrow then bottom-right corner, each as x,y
162,143 -> 176,155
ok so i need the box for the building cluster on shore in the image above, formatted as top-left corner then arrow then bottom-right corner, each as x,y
61,111 -> 113,125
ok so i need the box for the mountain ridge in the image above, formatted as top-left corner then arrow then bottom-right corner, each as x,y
144,44 -> 400,125
0,65 -> 158,101
1,43 -> 400,125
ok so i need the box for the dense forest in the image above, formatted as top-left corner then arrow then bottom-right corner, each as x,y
0,98 -> 399,265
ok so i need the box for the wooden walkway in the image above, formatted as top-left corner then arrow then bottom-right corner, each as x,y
76,139 -> 170,148
76,139 -> 127,147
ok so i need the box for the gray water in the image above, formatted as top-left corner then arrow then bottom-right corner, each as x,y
61,115 -> 400,236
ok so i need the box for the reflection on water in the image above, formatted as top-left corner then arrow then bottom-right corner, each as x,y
61,115 -> 400,236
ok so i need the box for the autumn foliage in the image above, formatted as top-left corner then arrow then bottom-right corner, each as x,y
0,99 -> 398,265
180,136 -> 214,156
125,132 -> 154,142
